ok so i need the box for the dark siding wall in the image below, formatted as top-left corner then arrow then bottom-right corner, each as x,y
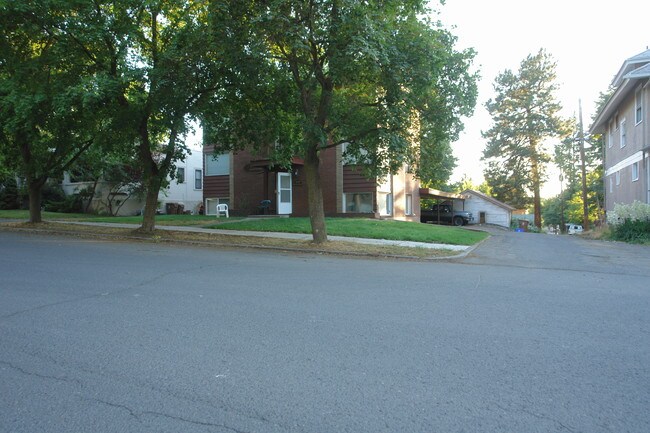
343,165 -> 376,192
203,175 -> 229,198
232,150 -> 271,215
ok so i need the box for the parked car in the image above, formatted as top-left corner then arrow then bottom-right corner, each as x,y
566,223 -> 583,235
421,204 -> 473,226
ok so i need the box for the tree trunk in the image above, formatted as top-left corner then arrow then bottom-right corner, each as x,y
304,147 -> 327,243
27,179 -> 44,223
531,157 -> 542,228
140,177 -> 161,232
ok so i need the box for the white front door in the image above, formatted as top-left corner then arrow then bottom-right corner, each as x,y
277,172 -> 292,214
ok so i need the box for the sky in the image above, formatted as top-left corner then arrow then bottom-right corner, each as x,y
435,0 -> 650,197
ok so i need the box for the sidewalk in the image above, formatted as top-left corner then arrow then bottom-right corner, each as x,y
62,221 -> 470,252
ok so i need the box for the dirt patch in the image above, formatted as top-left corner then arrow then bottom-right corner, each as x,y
0,221 -> 457,260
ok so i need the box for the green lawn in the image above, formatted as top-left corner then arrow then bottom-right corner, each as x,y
0,210 -> 489,245
78,213 -> 242,226
205,217 -> 488,245
0,210 -> 237,226
0,210 -> 97,220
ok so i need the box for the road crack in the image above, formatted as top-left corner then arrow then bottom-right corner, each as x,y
91,398 -> 252,432
0,359 -> 82,386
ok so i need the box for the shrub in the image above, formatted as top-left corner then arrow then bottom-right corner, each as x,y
0,177 -> 21,210
606,201 -> 650,243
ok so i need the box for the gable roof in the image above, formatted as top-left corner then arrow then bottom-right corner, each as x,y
590,49 -> 650,134
461,189 -> 516,211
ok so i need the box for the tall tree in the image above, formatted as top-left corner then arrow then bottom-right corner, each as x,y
482,49 -> 570,227
71,0 -> 221,232
206,0 -> 477,243
0,0 -> 107,222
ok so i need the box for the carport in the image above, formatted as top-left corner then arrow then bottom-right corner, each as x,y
419,188 -> 468,224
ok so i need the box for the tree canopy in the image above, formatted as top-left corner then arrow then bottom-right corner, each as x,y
0,0 -> 110,222
206,0 -> 478,242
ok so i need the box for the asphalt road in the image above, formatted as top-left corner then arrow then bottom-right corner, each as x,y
1,230 -> 649,433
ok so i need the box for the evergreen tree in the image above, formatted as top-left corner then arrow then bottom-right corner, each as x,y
482,49 -> 570,227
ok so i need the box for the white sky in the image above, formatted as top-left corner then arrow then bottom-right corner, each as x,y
436,0 -> 650,197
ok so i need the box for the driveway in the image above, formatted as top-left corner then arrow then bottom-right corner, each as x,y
461,226 -> 650,277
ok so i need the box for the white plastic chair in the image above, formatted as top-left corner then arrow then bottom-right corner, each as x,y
216,203 -> 229,218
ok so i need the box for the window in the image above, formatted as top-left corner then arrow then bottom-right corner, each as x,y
176,167 -> 185,184
620,119 -> 627,148
608,121 -> 613,148
609,176 -> 613,193
341,142 -> 369,165
632,162 -> 639,181
205,198 -> 230,215
636,88 -> 643,125
378,192 -> 392,216
405,194 -> 413,215
616,171 -> 621,186
205,152 -> 230,176
194,169 -> 202,190
343,192 -> 373,213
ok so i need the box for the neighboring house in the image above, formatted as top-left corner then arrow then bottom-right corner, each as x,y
202,144 -> 420,221
62,130 -> 204,216
590,49 -> 650,212
159,146 -> 204,214
461,189 -> 516,228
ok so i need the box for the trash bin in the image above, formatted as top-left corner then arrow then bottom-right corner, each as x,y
166,202 -> 178,214
518,219 -> 529,232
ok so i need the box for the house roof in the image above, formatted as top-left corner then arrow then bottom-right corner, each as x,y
419,188 -> 467,200
461,189 -> 516,211
590,49 -> 650,134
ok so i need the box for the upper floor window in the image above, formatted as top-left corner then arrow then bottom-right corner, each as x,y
341,142 -> 369,165
620,119 -> 627,148
176,167 -> 185,184
608,121 -> 613,148
635,88 -> 643,125
194,169 -> 203,190
205,152 -> 230,176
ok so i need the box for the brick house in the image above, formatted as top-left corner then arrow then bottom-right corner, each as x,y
202,144 -> 420,221
590,49 -> 650,211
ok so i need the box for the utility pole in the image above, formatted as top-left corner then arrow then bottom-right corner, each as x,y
578,99 -> 589,231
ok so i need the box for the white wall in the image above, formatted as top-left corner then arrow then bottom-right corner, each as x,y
463,197 -> 511,228
159,145 -> 204,214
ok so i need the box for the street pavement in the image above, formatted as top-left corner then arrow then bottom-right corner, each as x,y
0,229 -> 648,433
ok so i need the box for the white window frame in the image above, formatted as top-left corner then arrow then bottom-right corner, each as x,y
632,162 -> 639,182
616,171 -> 621,186
620,119 -> 627,148
608,121 -> 614,148
609,176 -> 613,193
176,167 -> 185,184
635,88 -> 643,125
405,194 -> 413,216
378,192 -> 393,216
342,192 -> 374,213
194,169 -> 203,190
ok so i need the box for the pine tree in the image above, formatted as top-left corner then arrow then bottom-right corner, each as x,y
482,49 -> 570,227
